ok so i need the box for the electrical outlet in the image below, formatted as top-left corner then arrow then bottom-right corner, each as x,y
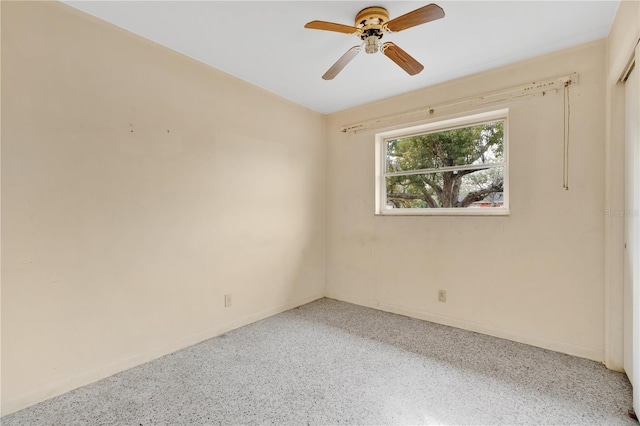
224,294 -> 232,307
438,290 -> 447,303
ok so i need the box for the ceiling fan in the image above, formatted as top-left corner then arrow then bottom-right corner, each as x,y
305,3 -> 445,80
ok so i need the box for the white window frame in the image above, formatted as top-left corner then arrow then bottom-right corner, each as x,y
375,109 -> 509,216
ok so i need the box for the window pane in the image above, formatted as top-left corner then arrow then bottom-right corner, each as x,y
386,121 -> 504,173
385,167 -> 504,209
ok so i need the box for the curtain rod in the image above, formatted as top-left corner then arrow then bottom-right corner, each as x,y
341,73 -> 579,134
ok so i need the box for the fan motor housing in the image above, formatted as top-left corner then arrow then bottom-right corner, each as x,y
356,6 -> 388,53
355,7 -> 389,28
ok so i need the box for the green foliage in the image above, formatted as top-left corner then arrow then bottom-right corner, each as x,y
386,121 -> 504,208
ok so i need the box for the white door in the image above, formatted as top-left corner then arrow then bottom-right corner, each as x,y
624,46 -> 639,414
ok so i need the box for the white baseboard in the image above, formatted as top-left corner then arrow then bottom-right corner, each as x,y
1,293 -> 324,416
325,292 -> 604,363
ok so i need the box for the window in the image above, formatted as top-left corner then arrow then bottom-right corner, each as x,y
375,109 -> 508,215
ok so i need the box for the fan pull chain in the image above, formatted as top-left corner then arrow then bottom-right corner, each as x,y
563,81 -> 571,191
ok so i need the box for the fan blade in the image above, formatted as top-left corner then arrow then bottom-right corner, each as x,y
305,20 -> 359,34
381,42 -> 424,75
322,46 -> 360,80
385,3 -> 444,32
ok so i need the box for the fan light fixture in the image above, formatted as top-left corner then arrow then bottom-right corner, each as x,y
364,35 -> 380,54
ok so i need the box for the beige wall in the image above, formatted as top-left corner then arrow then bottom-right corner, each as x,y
1,1 -> 325,414
325,40 -> 607,361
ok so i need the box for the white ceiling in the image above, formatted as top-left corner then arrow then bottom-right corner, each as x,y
64,1 -> 619,114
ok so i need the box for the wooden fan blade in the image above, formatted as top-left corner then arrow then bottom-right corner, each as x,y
322,46 -> 360,80
381,42 -> 424,76
385,3 -> 444,32
305,20 -> 359,34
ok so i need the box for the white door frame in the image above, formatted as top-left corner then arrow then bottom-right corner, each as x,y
623,42 -> 640,415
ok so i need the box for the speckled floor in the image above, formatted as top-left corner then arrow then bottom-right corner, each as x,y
2,298 -> 636,425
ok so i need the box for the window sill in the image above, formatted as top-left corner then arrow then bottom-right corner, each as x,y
375,208 -> 510,216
